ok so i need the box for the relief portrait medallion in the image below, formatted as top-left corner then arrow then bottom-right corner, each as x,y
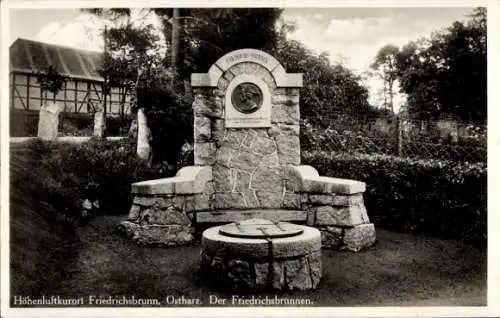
230,82 -> 263,114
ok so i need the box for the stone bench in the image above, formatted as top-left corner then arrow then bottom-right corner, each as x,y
121,164 -> 375,251
285,165 -> 365,194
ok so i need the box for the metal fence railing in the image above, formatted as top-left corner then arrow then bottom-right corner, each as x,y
301,112 -> 486,163
11,108 -> 487,163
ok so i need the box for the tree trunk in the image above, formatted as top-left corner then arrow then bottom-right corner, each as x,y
382,78 -> 388,111
170,8 -> 180,84
120,87 -> 128,135
389,83 -> 394,113
184,79 -> 192,96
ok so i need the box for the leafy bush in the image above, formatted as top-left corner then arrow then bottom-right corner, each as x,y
145,87 -> 193,167
106,115 -> 133,136
275,39 -> 374,128
11,138 -> 168,219
302,151 -> 487,245
59,119 -> 93,137
59,113 -> 132,137
72,137 -> 172,213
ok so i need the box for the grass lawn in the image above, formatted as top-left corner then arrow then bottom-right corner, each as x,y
25,214 -> 485,307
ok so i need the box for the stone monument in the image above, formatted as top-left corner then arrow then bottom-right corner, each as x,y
120,49 -> 376,252
37,101 -> 62,141
93,107 -> 105,138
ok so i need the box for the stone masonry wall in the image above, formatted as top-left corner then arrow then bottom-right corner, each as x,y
123,191 -> 375,251
193,61 -> 301,211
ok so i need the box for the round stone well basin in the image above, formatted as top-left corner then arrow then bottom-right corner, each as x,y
200,218 -> 322,293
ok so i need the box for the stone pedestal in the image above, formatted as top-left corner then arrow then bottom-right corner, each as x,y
121,49 -> 376,252
200,220 -> 322,292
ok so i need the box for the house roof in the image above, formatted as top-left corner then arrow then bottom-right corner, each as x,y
10,38 -> 104,82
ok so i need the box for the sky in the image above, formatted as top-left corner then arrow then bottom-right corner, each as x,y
9,7 -> 475,112
281,7 -> 475,110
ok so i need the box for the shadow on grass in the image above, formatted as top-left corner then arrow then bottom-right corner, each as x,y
15,215 -> 485,307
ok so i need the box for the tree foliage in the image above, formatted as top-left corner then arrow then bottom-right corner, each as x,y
276,37 -> 373,127
36,65 -> 68,103
182,9 -> 283,72
370,44 -> 400,113
394,7 -> 486,123
88,8 -> 377,163
88,8 -> 284,165
149,8 -> 283,87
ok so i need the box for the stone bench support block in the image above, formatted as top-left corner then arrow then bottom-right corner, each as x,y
319,224 -> 376,252
314,205 -> 369,227
119,221 -> 194,246
122,166 -> 212,246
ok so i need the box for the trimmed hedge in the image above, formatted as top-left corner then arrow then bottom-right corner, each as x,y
302,151 -> 487,245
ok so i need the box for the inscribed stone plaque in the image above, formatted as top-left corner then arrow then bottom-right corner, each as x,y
215,49 -> 279,72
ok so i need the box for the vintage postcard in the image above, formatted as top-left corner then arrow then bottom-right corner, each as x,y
1,0 -> 498,317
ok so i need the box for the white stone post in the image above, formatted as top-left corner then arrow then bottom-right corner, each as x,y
93,110 -> 106,138
37,102 -> 62,141
136,108 -> 151,162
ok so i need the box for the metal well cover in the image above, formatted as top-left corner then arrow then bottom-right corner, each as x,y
219,218 -> 304,239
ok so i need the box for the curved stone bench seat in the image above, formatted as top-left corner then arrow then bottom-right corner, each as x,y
131,166 -> 212,195
286,165 -> 366,194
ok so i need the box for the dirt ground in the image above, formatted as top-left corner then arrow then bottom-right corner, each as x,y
43,215 -> 487,307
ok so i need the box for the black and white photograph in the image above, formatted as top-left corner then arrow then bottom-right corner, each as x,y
1,0 -> 498,317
